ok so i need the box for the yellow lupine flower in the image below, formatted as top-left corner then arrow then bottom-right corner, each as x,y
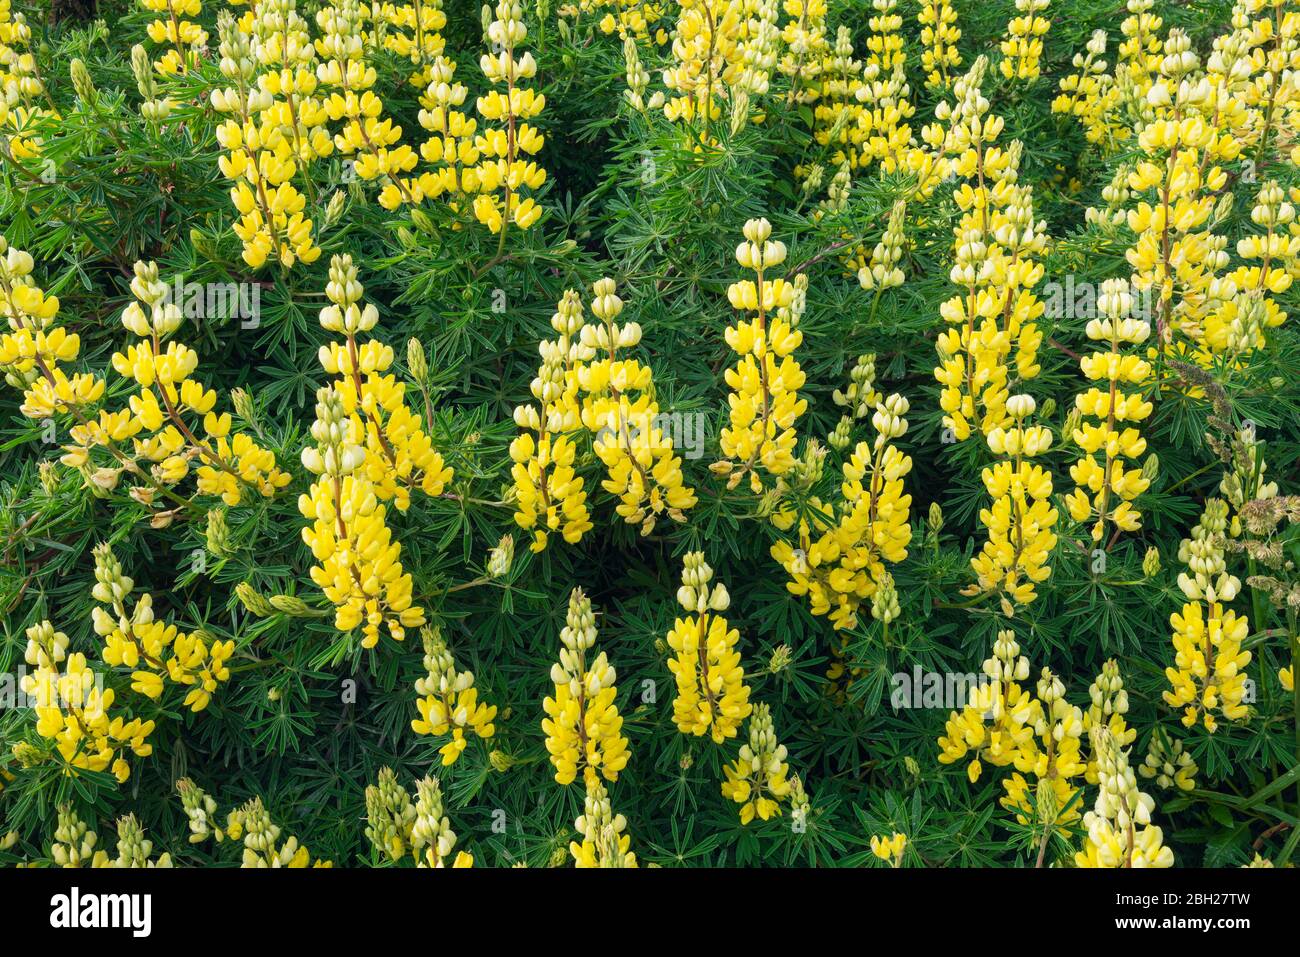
855,0 -> 915,173
317,0 -> 428,209
938,630 -> 1035,784
932,60 -> 1045,443
1139,729 -> 1198,792
412,775 -> 469,867
998,669 -> 1085,835
1122,30 -> 1239,367
969,395 -> 1058,607
777,0 -> 829,109
211,8 -> 323,270
665,552 -> 752,742
1076,729 -> 1174,868
91,543 -> 234,713
1052,30 -> 1121,146
869,831 -> 906,866
662,0 -> 744,145
1083,660 -> 1135,785
411,627 -> 498,765
509,291 -> 593,551
918,0 -> 961,90
571,777 -> 637,867
473,0 -> 547,232
998,0 -> 1051,82
139,0 -> 207,76
300,255 -> 450,649
18,622 -> 155,784
417,53 -> 482,205
714,218 -> 807,493
938,634 -> 1143,854
108,261 -> 290,507
228,797 -> 333,867
1163,502 -> 1253,732
721,702 -> 792,823
542,589 -> 630,786
382,0 -> 448,88
299,388 -> 424,648
0,236 -> 104,429
770,392 -> 913,630
578,278 -> 696,534
1066,278 -> 1154,542
1208,179 -> 1300,359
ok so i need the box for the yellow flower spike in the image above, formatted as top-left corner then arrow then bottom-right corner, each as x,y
721,702 -> 792,824
299,386 -> 424,649
382,0 -> 448,88
666,552 -> 752,743
19,621 -> 156,783
411,626 -> 498,765
932,61 -> 1046,445
1052,30 -> 1120,146
1119,28 -> 1243,368
856,200 -> 908,291
1075,729 -> 1174,868
855,0 -> 916,174
938,630 -> 1035,782
473,1 -> 547,234
570,776 -> 637,867
314,254 -> 453,511
1139,729 -> 1198,792
411,775 -> 467,867
662,0 -> 745,147
577,278 -> 696,534
138,0 -> 207,77
1066,278 -> 1153,542
365,767 -> 417,862
317,0 -> 426,209
234,797 -> 332,868
939,633 -> 1126,858
1162,499 -> 1253,732
49,805 -> 105,868
418,53 -> 481,206
777,0 -> 829,110
970,394 -> 1058,607
1082,660 -> 1135,785
805,25 -> 863,172
770,392 -> 913,630
299,260 -> 451,650
715,218 -> 807,493
1213,179 -> 1300,360
928,77 -> 1059,609
918,0 -> 961,91
731,0 -> 781,130
211,10 -> 322,270
998,668 -> 1085,836
100,261 -> 289,508
0,237 -> 108,437
542,589 -> 630,786
509,290 -> 594,551
90,542 -> 234,714
998,0 -> 1051,82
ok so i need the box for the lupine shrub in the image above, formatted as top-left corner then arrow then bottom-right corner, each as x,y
1,0 -> 1298,869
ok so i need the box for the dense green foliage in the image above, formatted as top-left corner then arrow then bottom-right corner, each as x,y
2,0 -> 1298,868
